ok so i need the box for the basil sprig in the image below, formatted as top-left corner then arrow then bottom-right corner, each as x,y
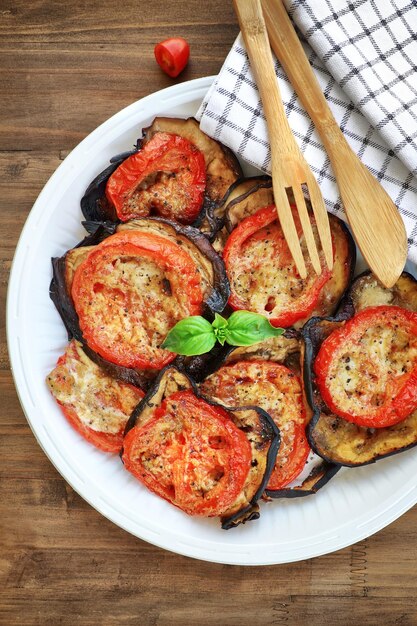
161,311 -> 284,356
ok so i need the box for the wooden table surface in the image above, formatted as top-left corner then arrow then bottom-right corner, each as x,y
1,2 -> 416,624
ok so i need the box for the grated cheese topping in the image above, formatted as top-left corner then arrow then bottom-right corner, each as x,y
46,340 -> 142,434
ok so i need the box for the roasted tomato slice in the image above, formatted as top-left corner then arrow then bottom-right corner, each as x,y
105,132 -> 206,224
122,390 -> 252,517
314,305 -> 417,428
223,205 -> 331,327
200,360 -> 309,490
71,230 -> 204,370
46,340 -> 144,453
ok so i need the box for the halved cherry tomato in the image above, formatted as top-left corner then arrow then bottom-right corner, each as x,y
154,37 -> 190,78
105,132 -> 206,224
200,360 -> 310,490
122,390 -> 252,517
223,205 -> 332,327
46,340 -> 144,453
71,230 -> 204,370
314,305 -> 417,428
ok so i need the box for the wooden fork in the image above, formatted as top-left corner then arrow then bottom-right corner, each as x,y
262,0 -> 407,288
233,0 -> 333,278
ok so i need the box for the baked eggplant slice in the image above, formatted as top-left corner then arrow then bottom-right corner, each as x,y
106,132 -> 207,225
50,217 -> 229,384
46,340 -> 144,453
200,359 -> 309,493
224,176 -> 274,232
223,188 -> 356,328
197,175 -> 275,251
81,150 -> 138,223
304,271 -> 417,466
116,217 -> 230,314
123,366 -> 279,529
200,334 -> 340,499
81,117 -> 242,233
201,175 -> 273,238
142,117 -> 242,207
50,226 -> 163,389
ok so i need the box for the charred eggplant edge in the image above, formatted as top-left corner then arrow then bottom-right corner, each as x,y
198,333 -> 340,499
123,364 -> 280,529
80,150 -> 138,222
205,174 -> 272,236
50,224 -> 156,390
223,175 -> 273,232
81,117 -> 243,234
116,216 -> 230,314
265,462 -> 341,499
303,270 -> 417,467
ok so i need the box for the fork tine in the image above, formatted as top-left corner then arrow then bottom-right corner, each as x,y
272,179 -> 307,279
305,175 -> 334,270
292,185 -> 322,275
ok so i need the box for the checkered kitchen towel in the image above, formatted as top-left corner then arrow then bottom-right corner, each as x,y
197,0 -> 417,262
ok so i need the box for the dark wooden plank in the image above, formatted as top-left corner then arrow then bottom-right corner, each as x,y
0,1 -> 239,151
0,0 -> 237,44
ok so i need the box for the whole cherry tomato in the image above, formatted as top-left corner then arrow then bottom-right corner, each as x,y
154,37 -> 190,78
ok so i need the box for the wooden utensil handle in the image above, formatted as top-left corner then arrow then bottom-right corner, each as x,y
233,0 -> 297,156
262,0 -> 343,146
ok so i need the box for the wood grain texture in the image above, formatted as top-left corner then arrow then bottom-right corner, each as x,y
1,2 -> 416,625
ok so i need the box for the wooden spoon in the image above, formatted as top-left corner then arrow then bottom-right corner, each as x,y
262,0 -> 407,288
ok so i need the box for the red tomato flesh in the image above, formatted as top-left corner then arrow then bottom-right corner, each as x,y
46,340 -> 144,453
200,360 -> 310,490
223,205 -> 332,327
154,37 -> 190,78
122,390 -> 252,517
314,305 -> 417,428
71,230 -> 204,370
106,132 -> 206,224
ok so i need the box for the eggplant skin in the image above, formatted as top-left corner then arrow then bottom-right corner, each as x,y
199,333 -> 340,499
124,365 -> 280,529
224,176 -> 274,232
116,217 -> 230,315
80,150 -> 137,222
303,271 -> 417,467
141,117 -> 242,205
218,404 -> 280,529
81,117 -> 242,233
50,216 -> 229,389
192,331 -> 301,383
222,178 -> 356,327
265,462 -> 340,499
49,226 -> 158,391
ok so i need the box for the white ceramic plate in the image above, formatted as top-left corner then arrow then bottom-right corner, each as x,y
7,76 -> 417,565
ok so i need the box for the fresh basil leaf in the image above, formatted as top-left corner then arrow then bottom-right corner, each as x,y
212,312 -> 228,329
212,312 -> 228,346
161,316 -> 216,356
225,311 -> 284,346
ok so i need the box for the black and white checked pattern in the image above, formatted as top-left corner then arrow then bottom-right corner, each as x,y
197,0 -> 417,263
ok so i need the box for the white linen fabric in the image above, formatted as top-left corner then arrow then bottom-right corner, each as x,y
197,0 -> 417,262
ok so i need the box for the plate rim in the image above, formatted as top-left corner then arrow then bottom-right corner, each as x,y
7,75 -> 417,566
